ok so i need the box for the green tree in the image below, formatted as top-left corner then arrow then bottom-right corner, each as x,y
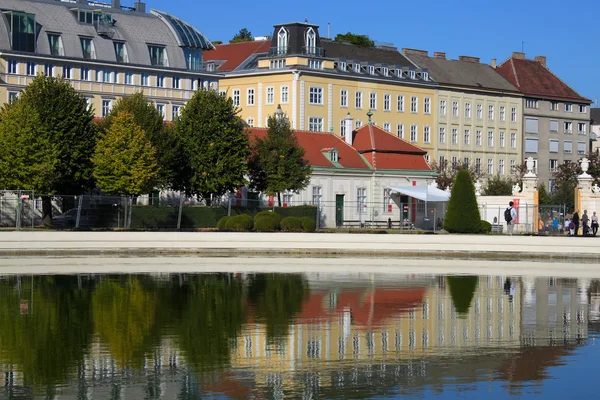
0,75 -> 96,223
102,92 -> 181,189
92,112 -> 160,195
538,183 -> 552,205
551,161 -> 579,212
482,174 -> 514,195
248,113 -> 312,206
211,40 -> 223,45
447,276 -> 478,314
334,32 -> 374,47
443,170 -> 481,233
176,89 -> 249,204
230,28 -> 253,43
430,159 -> 483,190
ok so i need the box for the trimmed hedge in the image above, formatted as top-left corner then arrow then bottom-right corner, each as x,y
225,214 -> 253,231
217,216 -> 230,231
480,220 -> 492,234
254,212 -> 281,232
300,216 -> 316,232
130,205 -> 316,230
443,170 -> 481,233
281,216 -> 303,232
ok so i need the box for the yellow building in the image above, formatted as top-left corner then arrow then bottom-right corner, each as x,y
204,22 -> 437,160
0,0 -> 219,121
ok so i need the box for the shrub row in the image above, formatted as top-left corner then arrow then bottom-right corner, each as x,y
217,212 -> 316,233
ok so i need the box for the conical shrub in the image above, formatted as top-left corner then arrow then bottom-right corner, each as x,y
443,170 -> 482,233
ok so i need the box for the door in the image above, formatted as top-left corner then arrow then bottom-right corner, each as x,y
336,195 -> 344,227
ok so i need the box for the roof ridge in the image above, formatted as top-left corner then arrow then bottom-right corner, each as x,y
510,58 -> 520,88
539,63 -> 592,103
368,124 -> 377,168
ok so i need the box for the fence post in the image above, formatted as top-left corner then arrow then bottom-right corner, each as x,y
497,207 -> 501,233
75,195 -> 83,229
316,205 -> 320,230
177,195 -> 184,230
227,197 -> 232,217
128,196 -> 133,229
15,192 -> 21,231
525,204 -> 529,234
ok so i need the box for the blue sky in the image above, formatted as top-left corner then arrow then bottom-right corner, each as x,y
142,0 -> 599,104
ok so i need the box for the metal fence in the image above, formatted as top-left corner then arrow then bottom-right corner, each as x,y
478,203 -> 568,235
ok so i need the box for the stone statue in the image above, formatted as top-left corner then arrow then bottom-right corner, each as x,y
592,183 -> 600,194
579,157 -> 592,178
524,156 -> 536,177
475,180 -> 482,196
512,182 -> 521,196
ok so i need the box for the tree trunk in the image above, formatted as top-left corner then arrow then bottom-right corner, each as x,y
277,192 -> 282,207
41,195 -> 53,226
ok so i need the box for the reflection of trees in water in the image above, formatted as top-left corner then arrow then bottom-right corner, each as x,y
247,273 -> 309,344
447,276 -> 478,314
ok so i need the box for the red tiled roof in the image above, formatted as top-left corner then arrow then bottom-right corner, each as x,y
203,40 -> 271,71
495,57 -> 590,103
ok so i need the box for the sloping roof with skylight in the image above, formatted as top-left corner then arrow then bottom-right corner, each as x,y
150,9 -> 214,50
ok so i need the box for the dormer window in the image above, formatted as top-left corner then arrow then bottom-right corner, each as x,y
270,59 -> 286,69
330,149 -> 338,163
368,65 -> 375,75
305,27 -> 316,54
149,45 -> 168,67
409,70 -> 416,79
382,67 -> 389,76
48,34 -> 64,56
423,72 -> 429,81
114,41 -> 128,63
396,69 -> 402,78
5,11 -> 36,53
354,63 -> 361,73
80,37 -> 96,60
339,61 -> 346,71
277,27 -> 288,54
308,60 -> 322,70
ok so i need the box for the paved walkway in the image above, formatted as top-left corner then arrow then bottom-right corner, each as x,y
0,231 -> 599,260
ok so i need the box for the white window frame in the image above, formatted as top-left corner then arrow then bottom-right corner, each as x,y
578,122 -> 587,135
452,101 -> 458,117
488,131 -> 494,147
247,88 -> 255,106
156,75 -> 165,88
424,126 -> 430,143
487,159 -> 494,174
281,86 -> 289,104
439,127 -> 445,143
384,94 -> 391,111
356,187 -> 367,212
156,103 -> 165,118
499,159 -> 505,175
383,188 -> 393,213
440,100 -> 447,116
232,89 -> 240,107
369,92 -> 377,110
7,60 -> 18,74
488,105 -> 494,120
499,131 -> 505,148
476,130 -> 482,146
476,104 -> 483,120
383,122 -> 391,132
309,86 -> 323,105
410,124 -> 418,142
564,140 -> 573,154
525,138 -> 539,153
141,73 -> 150,86
26,62 -> 35,76
424,97 -> 431,114
526,99 -> 538,109
464,129 -> 470,145
397,123 -> 404,139
578,104 -> 587,113
312,186 -> 322,206
500,106 -> 506,121
308,116 -> 323,132
266,86 -> 275,105
355,91 -> 363,109
549,139 -> 559,153
172,76 -> 180,89
510,132 -> 517,148
101,99 -> 113,117
451,128 -> 458,144
564,122 -> 573,134
511,107 -> 517,122
410,96 -> 418,113
565,103 -> 573,112
246,117 -> 254,127
465,102 -> 471,118
7,91 -> 18,105
397,95 -> 404,112
340,89 -> 348,107
172,105 -> 181,121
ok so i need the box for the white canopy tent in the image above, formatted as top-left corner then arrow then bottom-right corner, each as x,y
387,185 -> 450,202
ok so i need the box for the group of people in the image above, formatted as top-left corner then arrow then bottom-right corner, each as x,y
565,210 -> 599,236
506,201 -> 599,236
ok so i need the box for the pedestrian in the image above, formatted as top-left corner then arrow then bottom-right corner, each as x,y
505,201 -> 518,235
553,217 -> 559,234
573,210 -> 580,236
592,211 -> 599,236
582,210 -> 589,236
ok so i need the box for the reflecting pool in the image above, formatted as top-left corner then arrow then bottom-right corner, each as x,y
0,263 -> 598,399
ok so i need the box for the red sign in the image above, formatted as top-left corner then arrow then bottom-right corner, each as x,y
235,188 -> 242,206
412,181 -> 417,186
268,195 -> 274,207
283,203 -> 288,208
21,195 -> 29,199
513,198 -> 520,223
388,204 -> 393,213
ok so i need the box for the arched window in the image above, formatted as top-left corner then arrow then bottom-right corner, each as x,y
305,27 -> 316,54
277,27 -> 288,54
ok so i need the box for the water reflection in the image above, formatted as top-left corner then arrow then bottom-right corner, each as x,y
0,269 -> 595,399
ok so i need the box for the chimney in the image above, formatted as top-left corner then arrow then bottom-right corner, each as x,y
134,1 -> 146,13
491,58 -> 497,68
344,113 -> 354,145
111,0 -> 121,8
458,55 -> 480,63
512,52 -> 525,60
401,48 -> 428,57
433,52 -> 446,59
534,55 -> 547,67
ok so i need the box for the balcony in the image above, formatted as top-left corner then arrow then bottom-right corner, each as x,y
268,46 -> 325,57
302,46 -> 325,57
269,46 -> 291,56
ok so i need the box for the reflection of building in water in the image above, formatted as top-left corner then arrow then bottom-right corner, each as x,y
521,277 -> 588,346
230,274 -> 523,395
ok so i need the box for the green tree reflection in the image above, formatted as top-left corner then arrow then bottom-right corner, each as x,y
247,273 -> 308,344
447,276 -> 479,314
0,276 -> 93,396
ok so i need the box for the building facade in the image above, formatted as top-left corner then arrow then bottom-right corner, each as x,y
204,22 -> 439,160
495,53 -> 592,190
0,0 -> 219,121
403,50 -> 523,178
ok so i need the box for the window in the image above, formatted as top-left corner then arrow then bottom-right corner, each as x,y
308,117 -> 323,132
355,119 -> 362,128
247,88 -> 255,105
511,107 -> 517,122
113,41 -> 128,63
7,11 -> 36,53
183,48 -> 201,70
451,156 -> 458,170
101,99 -> 112,117
340,119 -> 347,137
309,87 -> 323,105
63,65 -> 72,79
172,105 -> 181,120
7,91 -> 18,105
157,75 -> 165,88
355,92 -> 363,108
440,100 -> 447,116
340,90 -> 348,107
452,101 -> 458,117
439,127 -> 446,143
44,64 -> 54,77
488,105 -> 494,120
525,118 -> 538,133
500,106 -> 506,121
382,122 -> 390,132
277,27 -> 288,52
354,63 -> 361,73
246,117 -> 254,127
488,131 -> 494,147
397,124 -> 404,139
525,99 -> 538,108
424,126 -> 430,143
550,159 -> 558,171
476,104 -> 483,120
578,142 -> 586,154
382,67 -> 389,76
266,86 -> 274,105
308,60 -> 322,69
48,34 -> 64,56
525,138 -> 539,153
463,157 -> 470,168
578,105 -> 587,113
424,97 -> 431,114
283,192 -> 293,206
439,155 -> 446,166
269,59 -> 286,69
397,95 -> 405,112
564,122 -> 573,133
549,139 -> 559,153
565,103 -> 573,112
487,159 -> 493,174
475,158 -> 481,174
499,159 -> 505,175
305,27 -> 316,50
465,102 -> 471,118
7,60 -> 18,74
410,125 -> 418,142
148,45 -> 168,67
564,140 -> 573,153
476,130 -> 482,146
499,132 -> 505,148
369,93 -> 377,110
339,61 -> 347,71
368,65 -> 375,75
232,89 -> 240,107
451,128 -> 458,144
551,102 -> 559,111
81,67 -> 90,81
510,159 -> 516,172
281,86 -> 289,104
357,187 -> 367,212
464,129 -> 470,145
156,104 -> 165,118
411,96 -> 418,113
312,186 -> 322,206
383,188 -> 393,212
26,62 -> 35,76
141,73 -> 150,86
510,132 -> 517,148
80,37 -> 95,59
384,94 -> 391,111
578,123 -> 587,135
549,120 -> 559,132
